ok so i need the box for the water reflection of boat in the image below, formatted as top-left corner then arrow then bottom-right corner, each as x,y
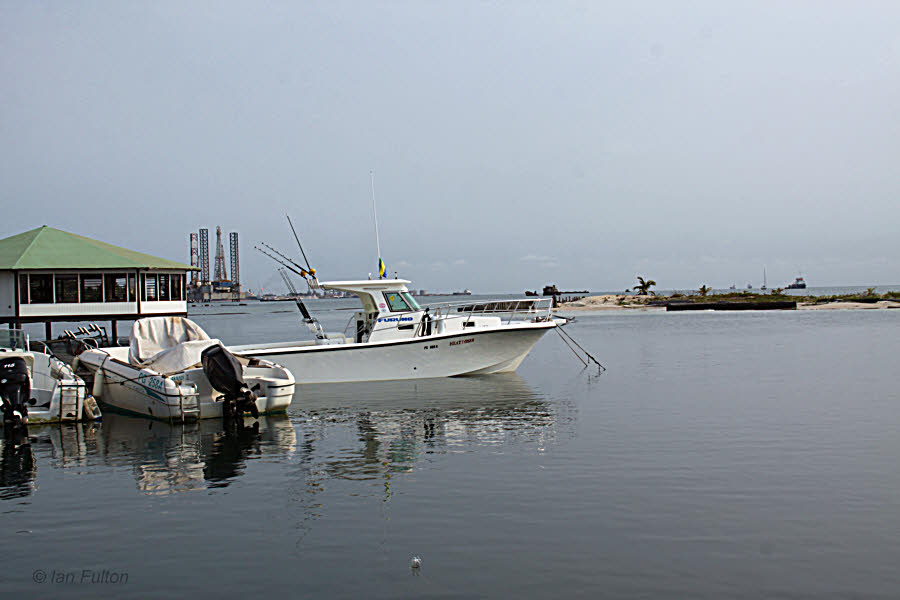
0,425 -> 35,499
10,414 -> 297,496
296,374 -> 571,481
94,413 -> 297,494
1,421 -> 103,500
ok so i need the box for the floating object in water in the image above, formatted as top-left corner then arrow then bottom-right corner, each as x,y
410,556 -> 422,569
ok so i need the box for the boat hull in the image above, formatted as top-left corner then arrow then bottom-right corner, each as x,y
231,322 -> 556,384
78,351 -> 295,422
0,350 -> 97,424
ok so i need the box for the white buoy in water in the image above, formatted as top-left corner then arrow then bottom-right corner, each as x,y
410,556 -> 422,569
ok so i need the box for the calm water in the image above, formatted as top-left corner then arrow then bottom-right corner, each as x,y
3,304 -> 900,598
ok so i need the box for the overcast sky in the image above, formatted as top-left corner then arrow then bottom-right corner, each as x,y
2,2 -> 899,293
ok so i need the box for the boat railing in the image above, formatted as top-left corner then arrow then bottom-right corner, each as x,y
424,298 -> 554,324
29,339 -> 54,356
339,298 -> 554,340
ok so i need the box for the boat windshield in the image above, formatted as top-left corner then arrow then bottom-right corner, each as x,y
0,330 -> 28,351
383,291 -> 421,312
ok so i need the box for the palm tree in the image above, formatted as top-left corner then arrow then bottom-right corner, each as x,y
698,284 -> 711,297
633,276 -> 656,296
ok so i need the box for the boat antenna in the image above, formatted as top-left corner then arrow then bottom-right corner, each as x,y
371,170 -> 385,279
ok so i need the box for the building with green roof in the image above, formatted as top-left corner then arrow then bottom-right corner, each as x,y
1,226 -> 198,339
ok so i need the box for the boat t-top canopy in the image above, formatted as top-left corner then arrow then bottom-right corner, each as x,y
320,279 -> 411,293
320,279 -> 418,314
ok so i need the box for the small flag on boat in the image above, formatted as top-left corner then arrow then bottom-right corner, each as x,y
378,257 -> 386,279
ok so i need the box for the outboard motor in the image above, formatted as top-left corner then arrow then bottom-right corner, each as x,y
0,357 -> 30,426
200,345 -> 260,420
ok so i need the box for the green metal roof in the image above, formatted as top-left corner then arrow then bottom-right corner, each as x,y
0,226 -> 198,271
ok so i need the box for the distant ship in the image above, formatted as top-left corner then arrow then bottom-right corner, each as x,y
539,284 -> 589,296
785,276 -> 807,290
451,289 -> 472,296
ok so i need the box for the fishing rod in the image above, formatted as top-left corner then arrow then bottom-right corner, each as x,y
257,243 -> 321,292
278,268 -> 325,339
260,243 -> 308,275
254,245 -> 308,279
286,214 -> 314,274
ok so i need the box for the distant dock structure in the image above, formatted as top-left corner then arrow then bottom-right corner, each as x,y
188,226 -> 242,301
0,226 -> 197,340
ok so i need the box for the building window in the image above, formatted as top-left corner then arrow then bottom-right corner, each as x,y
128,274 -> 136,302
158,274 -> 170,301
171,273 -> 183,301
104,274 -> 128,302
55,275 -> 79,303
80,275 -> 103,302
19,274 -> 28,304
145,274 -> 157,301
29,274 -> 53,303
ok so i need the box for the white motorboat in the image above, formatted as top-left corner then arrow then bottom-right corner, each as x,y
0,329 -> 101,425
77,317 -> 295,422
229,279 -> 565,384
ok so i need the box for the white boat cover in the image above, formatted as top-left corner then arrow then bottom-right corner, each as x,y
128,317 -> 219,375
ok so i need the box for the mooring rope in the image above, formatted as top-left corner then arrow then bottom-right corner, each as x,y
555,325 -> 606,373
556,326 -> 588,367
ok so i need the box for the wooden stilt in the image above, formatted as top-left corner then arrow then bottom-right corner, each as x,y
45,321 -> 52,340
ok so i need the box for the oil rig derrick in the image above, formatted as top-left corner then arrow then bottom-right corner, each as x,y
189,226 -> 241,301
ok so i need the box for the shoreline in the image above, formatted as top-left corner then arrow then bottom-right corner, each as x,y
553,294 -> 900,312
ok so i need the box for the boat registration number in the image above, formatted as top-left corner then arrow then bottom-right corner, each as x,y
449,338 -> 474,347
137,373 -> 165,391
